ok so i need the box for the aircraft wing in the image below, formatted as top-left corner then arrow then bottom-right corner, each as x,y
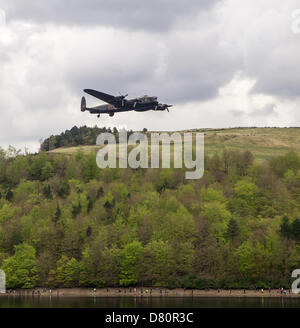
89,107 -> 133,114
84,89 -> 116,105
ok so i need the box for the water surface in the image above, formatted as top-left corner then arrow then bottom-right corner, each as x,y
0,296 -> 300,308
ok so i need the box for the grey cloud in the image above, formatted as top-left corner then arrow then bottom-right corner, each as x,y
241,1 -> 300,99
230,109 -> 245,117
250,103 -> 277,117
1,0 -> 219,31
0,0 -> 300,152
247,41 -> 300,99
57,22 -> 243,105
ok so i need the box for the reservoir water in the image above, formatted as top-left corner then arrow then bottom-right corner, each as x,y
0,296 -> 300,308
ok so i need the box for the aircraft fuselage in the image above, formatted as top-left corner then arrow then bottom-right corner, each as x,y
81,89 -> 172,117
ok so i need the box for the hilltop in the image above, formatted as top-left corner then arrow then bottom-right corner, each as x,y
48,127 -> 300,163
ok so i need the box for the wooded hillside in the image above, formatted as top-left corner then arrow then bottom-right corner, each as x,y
0,129 -> 300,289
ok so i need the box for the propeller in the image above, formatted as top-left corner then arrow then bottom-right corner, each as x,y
164,104 -> 173,112
118,92 -> 128,99
163,98 -> 172,112
116,93 -> 128,106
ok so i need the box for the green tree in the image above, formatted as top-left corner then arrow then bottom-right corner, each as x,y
41,162 -> 54,181
72,201 -> 82,218
280,215 -> 291,239
87,196 -> 93,213
0,203 -> 17,224
226,218 -> 240,240
84,152 -> 99,182
119,241 -> 143,286
143,240 -> 175,286
96,186 -> 104,199
101,246 -> 121,286
43,184 -> 53,199
86,226 -> 92,237
57,256 -> 81,287
234,241 -> 254,277
56,180 -> 70,198
64,258 -> 81,287
53,204 -> 61,225
270,151 -> 300,177
1,243 -> 38,288
291,219 -> 300,241
5,189 -> 14,202
232,179 -> 258,216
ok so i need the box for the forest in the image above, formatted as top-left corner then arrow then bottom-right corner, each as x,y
0,137 -> 300,289
40,126 -> 135,151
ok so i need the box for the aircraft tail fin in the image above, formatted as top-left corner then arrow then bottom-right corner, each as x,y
81,96 -> 86,112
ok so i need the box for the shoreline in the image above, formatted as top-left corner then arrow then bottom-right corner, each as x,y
1,288 -> 299,298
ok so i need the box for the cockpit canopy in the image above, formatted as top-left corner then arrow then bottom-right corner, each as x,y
138,95 -> 157,103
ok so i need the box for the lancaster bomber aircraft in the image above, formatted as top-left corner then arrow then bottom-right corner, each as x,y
81,89 -> 172,118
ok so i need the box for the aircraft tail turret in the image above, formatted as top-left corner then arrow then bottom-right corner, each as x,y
81,96 -> 86,112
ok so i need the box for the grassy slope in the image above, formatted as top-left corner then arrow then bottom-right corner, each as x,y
49,127 -> 300,163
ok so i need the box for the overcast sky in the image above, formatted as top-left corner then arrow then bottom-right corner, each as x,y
0,0 -> 300,152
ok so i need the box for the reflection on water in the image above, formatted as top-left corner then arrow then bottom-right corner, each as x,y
1,296 -> 300,308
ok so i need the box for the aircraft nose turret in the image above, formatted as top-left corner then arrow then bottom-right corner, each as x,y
162,104 -> 173,112
165,104 -> 172,112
